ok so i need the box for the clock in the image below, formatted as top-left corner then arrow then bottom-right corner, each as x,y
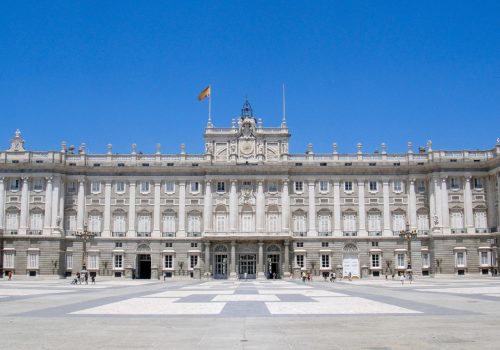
240,140 -> 254,156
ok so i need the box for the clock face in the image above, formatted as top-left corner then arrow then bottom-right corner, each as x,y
240,140 -> 254,156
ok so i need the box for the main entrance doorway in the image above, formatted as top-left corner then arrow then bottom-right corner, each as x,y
342,253 -> 360,278
238,254 -> 256,279
267,254 -> 280,279
214,254 -> 228,279
137,254 -> 151,279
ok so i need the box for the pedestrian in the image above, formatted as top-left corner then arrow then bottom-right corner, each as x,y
8,271 -> 12,280
301,271 -> 306,283
392,272 -> 395,280
385,272 -> 388,280
76,272 -> 81,284
84,272 -> 88,285
332,272 -> 336,282
348,272 -> 352,281
307,272 -> 311,282
400,273 -> 405,285
91,275 -> 95,284
408,273 -> 413,284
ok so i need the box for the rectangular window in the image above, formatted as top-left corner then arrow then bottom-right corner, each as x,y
319,181 -> 328,192
422,253 -> 430,268
450,178 -> 460,190
164,181 -> 175,193
456,252 -> 465,267
344,181 -> 353,192
27,253 -> 39,269
88,254 -> 99,270
137,215 -> 151,234
162,215 -> 176,234
268,214 -> 279,232
296,255 -> 304,268
10,179 -> 20,191
242,181 -> 252,187
164,255 -> 173,269
397,253 -> 405,268
242,214 -> 253,232
474,211 -> 487,229
321,242 -> 329,247
268,182 -> 278,193
371,241 -> 379,247
417,214 -> 429,232
321,255 -> 330,268
217,181 -> 225,193
480,251 -> 489,265
67,181 -> 77,193
29,211 -> 43,231
343,214 -> 356,233
473,178 -> 483,189
115,181 -> 125,193
417,181 -> 426,193
392,213 -> 406,232
369,181 -> 378,192
296,242 -> 304,248
112,215 -> 126,234
371,254 -> 380,268
393,180 -> 402,193
191,181 -> 200,193
66,254 -> 73,270
91,181 -> 101,193
3,252 -> 15,269
190,242 -> 198,248
216,215 -> 226,232
319,215 -> 331,233
188,215 -> 201,233
33,178 -> 44,191
450,211 -> 464,230
165,242 -> 172,248
114,255 -> 123,269
294,181 -> 303,193
88,214 -> 102,233
140,181 -> 150,193
190,255 -> 199,269
293,214 -> 306,233
368,213 -> 381,233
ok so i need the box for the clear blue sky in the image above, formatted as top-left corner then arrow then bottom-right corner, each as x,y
1,1 -> 498,154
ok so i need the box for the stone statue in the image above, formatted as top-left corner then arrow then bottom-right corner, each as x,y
230,141 -> 237,154
257,141 -> 264,154
205,142 -> 213,155
281,142 -> 288,154
433,215 -> 439,226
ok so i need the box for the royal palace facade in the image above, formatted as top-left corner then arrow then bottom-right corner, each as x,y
1,101 -> 499,280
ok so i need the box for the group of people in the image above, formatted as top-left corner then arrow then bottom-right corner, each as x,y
71,272 -> 95,285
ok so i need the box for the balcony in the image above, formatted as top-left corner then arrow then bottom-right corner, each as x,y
475,228 -> 491,233
112,231 -> 126,237
293,232 -> 307,237
417,230 -> 429,235
27,230 -> 42,235
187,232 -> 201,237
343,231 -> 357,237
7,230 -> 18,235
89,231 -> 102,237
162,232 -> 176,238
368,231 -> 382,236
65,230 -> 76,236
451,228 -> 466,234
137,232 -> 151,237
318,231 -> 332,237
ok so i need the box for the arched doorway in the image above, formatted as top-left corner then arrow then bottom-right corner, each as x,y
342,243 -> 360,278
213,244 -> 228,279
136,244 -> 152,279
266,244 -> 281,279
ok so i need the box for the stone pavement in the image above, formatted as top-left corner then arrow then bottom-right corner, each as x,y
0,277 -> 499,349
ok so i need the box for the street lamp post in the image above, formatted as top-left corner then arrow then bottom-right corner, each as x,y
75,224 -> 96,271
399,223 -> 417,273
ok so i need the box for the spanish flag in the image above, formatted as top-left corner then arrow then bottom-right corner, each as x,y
197,86 -> 211,101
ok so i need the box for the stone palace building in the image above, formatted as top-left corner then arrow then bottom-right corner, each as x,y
1,100 -> 499,279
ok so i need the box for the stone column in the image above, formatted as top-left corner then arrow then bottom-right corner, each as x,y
51,176 -> 61,235
152,180 -> 161,237
432,176 -> 443,232
0,178 -> 5,230
127,181 -> 136,237
19,177 -> 30,235
284,240 -> 290,277
257,242 -> 265,279
178,181 -> 186,237
464,176 -> 474,233
333,180 -> 341,236
429,178 -> 436,230
486,176 -> 497,230
43,177 -> 53,234
358,180 -> 367,235
204,241 -> 211,275
382,180 -> 391,236
102,180 -> 112,237
308,180 -> 317,236
229,180 -> 238,232
408,179 -> 417,230
59,178 -> 65,230
230,241 -> 237,280
203,180 -> 212,233
77,178 -> 86,231
256,180 -> 265,232
441,177 -> 450,233
281,179 -> 290,232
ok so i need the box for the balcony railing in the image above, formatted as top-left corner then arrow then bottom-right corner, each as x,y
112,231 -> 126,237
162,232 -> 176,237
318,231 -> 332,237
417,230 -> 429,235
368,231 -> 382,236
475,228 -> 490,233
343,231 -> 357,237
293,232 -> 307,237
137,232 -> 151,237
451,228 -> 466,234
187,232 -> 201,237
27,230 -> 42,235
65,230 -> 76,236
7,230 -> 18,235
89,231 -> 101,237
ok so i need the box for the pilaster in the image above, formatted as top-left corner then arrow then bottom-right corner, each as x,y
464,176 -> 474,233
358,180 -> 367,236
333,180 -> 341,236
18,177 -> 29,235
203,180 -> 212,233
127,181 -> 136,237
307,180 -> 317,236
0,178 -> 4,230
152,180 -> 161,237
43,176 -> 53,235
256,180 -> 265,232
102,180 -> 112,237
382,180 -> 391,236
178,181 -> 186,237
76,178 -> 86,231
51,176 -> 61,235
281,179 -> 290,233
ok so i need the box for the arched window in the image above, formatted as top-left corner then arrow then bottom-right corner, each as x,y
417,209 -> 429,234
318,210 -> 332,234
474,209 -> 487,231
293,210 -> 306,234
267,205 -> 280,233
367,210 -> 381,235
241,206 -> 254,232
162,211 -> 176,236
29,208 -> 44,234
342,211 -> 357,234
88,211 -> 102,234
65,210 -> 77,235
392,210 -> 406,233
137,211 -> 151,236
112,210 -> 127,236
450,209 -> 464,232
6,207 -> 20,234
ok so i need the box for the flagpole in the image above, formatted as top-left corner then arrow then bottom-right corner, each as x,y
208,85 -> 212,127
282,83 -> 287,127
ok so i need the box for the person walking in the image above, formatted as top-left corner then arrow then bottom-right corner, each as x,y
8,271 -> 12,280
408,273 -> 413,284
400,273 -> 405,285
91,275 -> 95,285
76,272 -> 81,284
84,272 -> 89,285
302,271 -> 306,283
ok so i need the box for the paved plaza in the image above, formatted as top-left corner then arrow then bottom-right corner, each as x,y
0,277 -> 500,349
